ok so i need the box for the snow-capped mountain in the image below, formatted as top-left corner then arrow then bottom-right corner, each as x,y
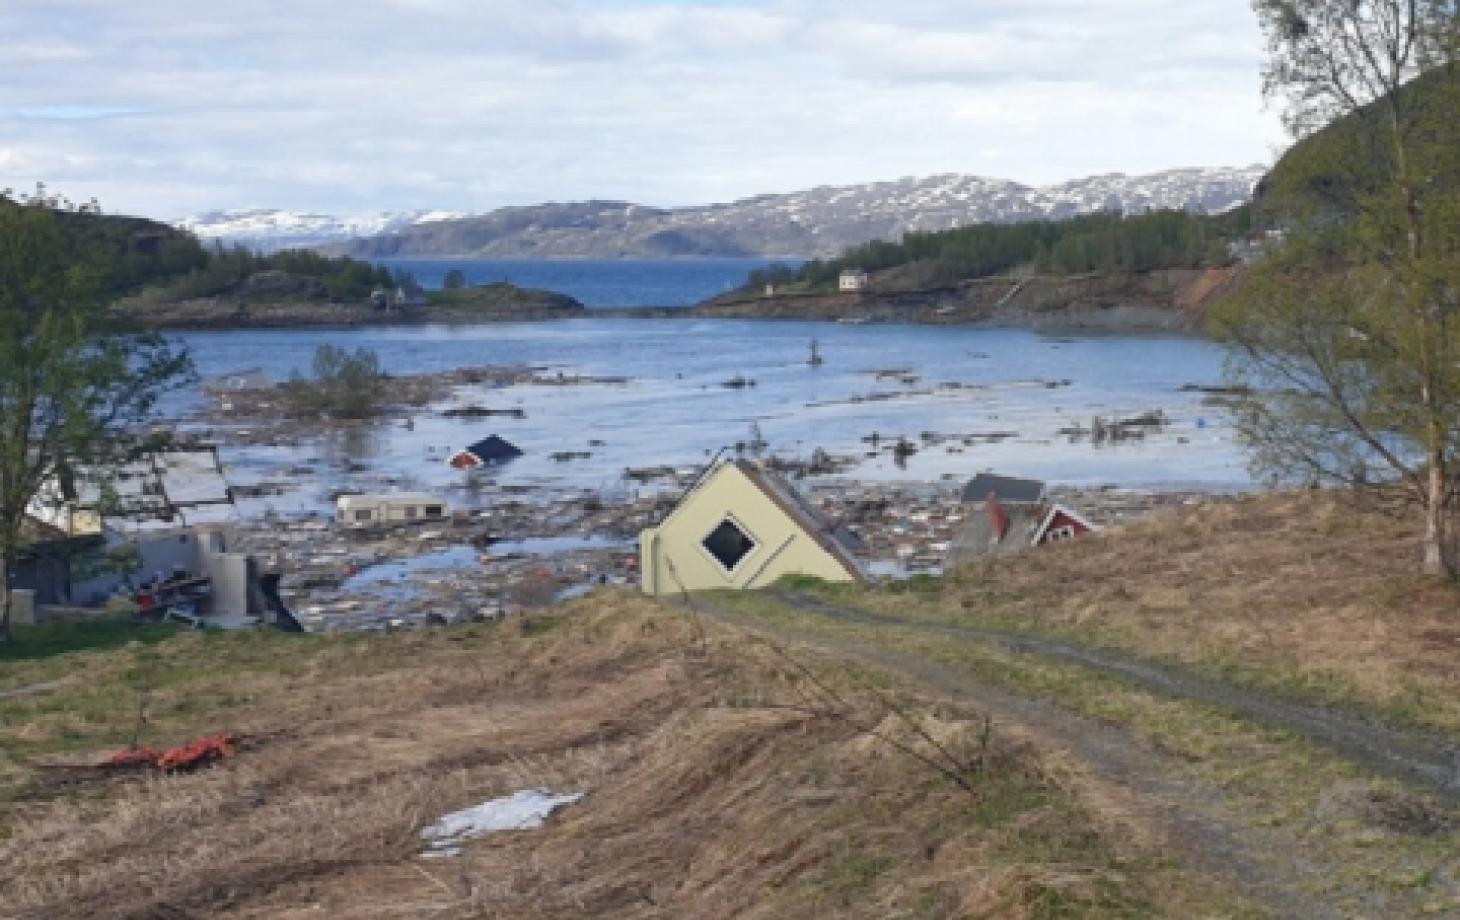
195,166 -> 1266,259
175,208 -> 469,252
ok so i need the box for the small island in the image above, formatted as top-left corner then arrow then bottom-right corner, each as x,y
13,210 -> 586,331
110,249 -> 584,330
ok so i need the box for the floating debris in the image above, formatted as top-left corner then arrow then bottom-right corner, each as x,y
441,406 -> 526,419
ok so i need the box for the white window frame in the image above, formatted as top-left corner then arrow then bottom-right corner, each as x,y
698,513 -> 761,579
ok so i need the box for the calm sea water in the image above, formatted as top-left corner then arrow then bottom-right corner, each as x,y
375,257 -> 792,308
179,318 -> 1250,516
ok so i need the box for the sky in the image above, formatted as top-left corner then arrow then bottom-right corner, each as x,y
0,1 -> 1290,220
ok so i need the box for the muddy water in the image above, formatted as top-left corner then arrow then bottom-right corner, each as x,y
174,319 -> 1250,518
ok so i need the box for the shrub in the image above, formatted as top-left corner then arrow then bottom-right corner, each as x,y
282,345 -> 385,419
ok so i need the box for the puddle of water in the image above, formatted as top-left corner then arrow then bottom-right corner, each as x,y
342,546 -> 483,590
339,536 -> 631,594
489,535 -> 631,556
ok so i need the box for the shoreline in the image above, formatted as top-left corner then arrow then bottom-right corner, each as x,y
115,266 -> 1241,335
124,301 -> 1210,336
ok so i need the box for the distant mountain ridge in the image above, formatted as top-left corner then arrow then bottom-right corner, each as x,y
180,167 -> 1266,258
176,208 -> 468,253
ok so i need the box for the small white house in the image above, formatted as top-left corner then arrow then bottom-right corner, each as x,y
336,493 -> 449,528
839,269 -> 870,292
395,282 -> 429,308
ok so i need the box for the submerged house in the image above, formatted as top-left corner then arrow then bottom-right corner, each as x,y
945,473 -> 1096,569
639,460 -> 867,596
449,435 -> 524,470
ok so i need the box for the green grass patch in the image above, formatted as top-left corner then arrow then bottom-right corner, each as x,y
0,618 -> 180,664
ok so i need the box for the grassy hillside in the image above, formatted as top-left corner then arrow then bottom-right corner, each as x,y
0,597 -> 1236,918
1255,68 -> 1460,225
3,490 -> 1457,917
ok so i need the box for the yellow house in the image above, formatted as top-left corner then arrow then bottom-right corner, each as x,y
639,460 -> 867,595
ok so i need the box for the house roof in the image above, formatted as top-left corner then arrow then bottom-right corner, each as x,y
732,460 -> 868,583
462,435 -> 524,462
961,473 -> 1046,505
1031,504 -> 1099,545
43,446 -> 237,533
945,503 -> 1046,567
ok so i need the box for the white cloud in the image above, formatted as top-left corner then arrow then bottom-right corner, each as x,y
0,1 -> 1287,218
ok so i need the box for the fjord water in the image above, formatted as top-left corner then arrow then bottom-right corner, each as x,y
376,258 -> 789,308
180,318 -> 1248,516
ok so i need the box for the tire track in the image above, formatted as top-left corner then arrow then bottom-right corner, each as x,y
765,589 -> 1460,801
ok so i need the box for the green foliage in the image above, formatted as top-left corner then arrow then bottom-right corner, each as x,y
0,618 -> 179,663
144,243 -> 393,304
68,543 -> 143,585
0,196 -> 196,640
1217,0 -> 1460,574
281,345 -> 386,419
2,187 -> 397,308
0,187 -> 210,300
745,262 -> 801,290
786,208 -> 1252,290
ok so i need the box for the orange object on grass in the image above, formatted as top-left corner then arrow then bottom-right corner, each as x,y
102,733 -> 240,772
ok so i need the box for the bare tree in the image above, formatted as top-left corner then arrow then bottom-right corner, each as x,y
1215,1 -> 1460,574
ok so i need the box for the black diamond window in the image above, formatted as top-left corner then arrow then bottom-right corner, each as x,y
703,518 -> 756,571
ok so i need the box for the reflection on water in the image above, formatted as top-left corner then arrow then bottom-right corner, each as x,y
321,426 -> 385,465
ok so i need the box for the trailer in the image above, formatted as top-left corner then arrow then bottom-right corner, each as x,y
336,493 -> 450,529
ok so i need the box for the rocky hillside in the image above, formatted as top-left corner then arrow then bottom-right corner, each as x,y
290,167 -> 1264,260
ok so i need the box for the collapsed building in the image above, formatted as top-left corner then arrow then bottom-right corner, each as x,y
945,473 -> 1097,569
11,446 -> 296,629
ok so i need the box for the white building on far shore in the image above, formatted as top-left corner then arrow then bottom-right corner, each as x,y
839,268 -> 870,292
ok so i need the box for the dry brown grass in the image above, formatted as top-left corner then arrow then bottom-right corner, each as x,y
926,489 -> 1460,731
0,593 -> 1227,919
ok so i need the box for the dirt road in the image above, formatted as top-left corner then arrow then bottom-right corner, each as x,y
694,590 -> 1460,919
767,589 -> 1460,799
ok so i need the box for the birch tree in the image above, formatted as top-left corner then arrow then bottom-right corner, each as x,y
1215,0 -> 1460,574
0,196 -> 192,641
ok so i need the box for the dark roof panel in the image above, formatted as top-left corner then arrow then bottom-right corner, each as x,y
735,461 -> 868,582
465,435 -> 524,462
961,473 -> 1046,504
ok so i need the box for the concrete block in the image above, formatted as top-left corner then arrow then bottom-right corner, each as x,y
9,589 -> 36,626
